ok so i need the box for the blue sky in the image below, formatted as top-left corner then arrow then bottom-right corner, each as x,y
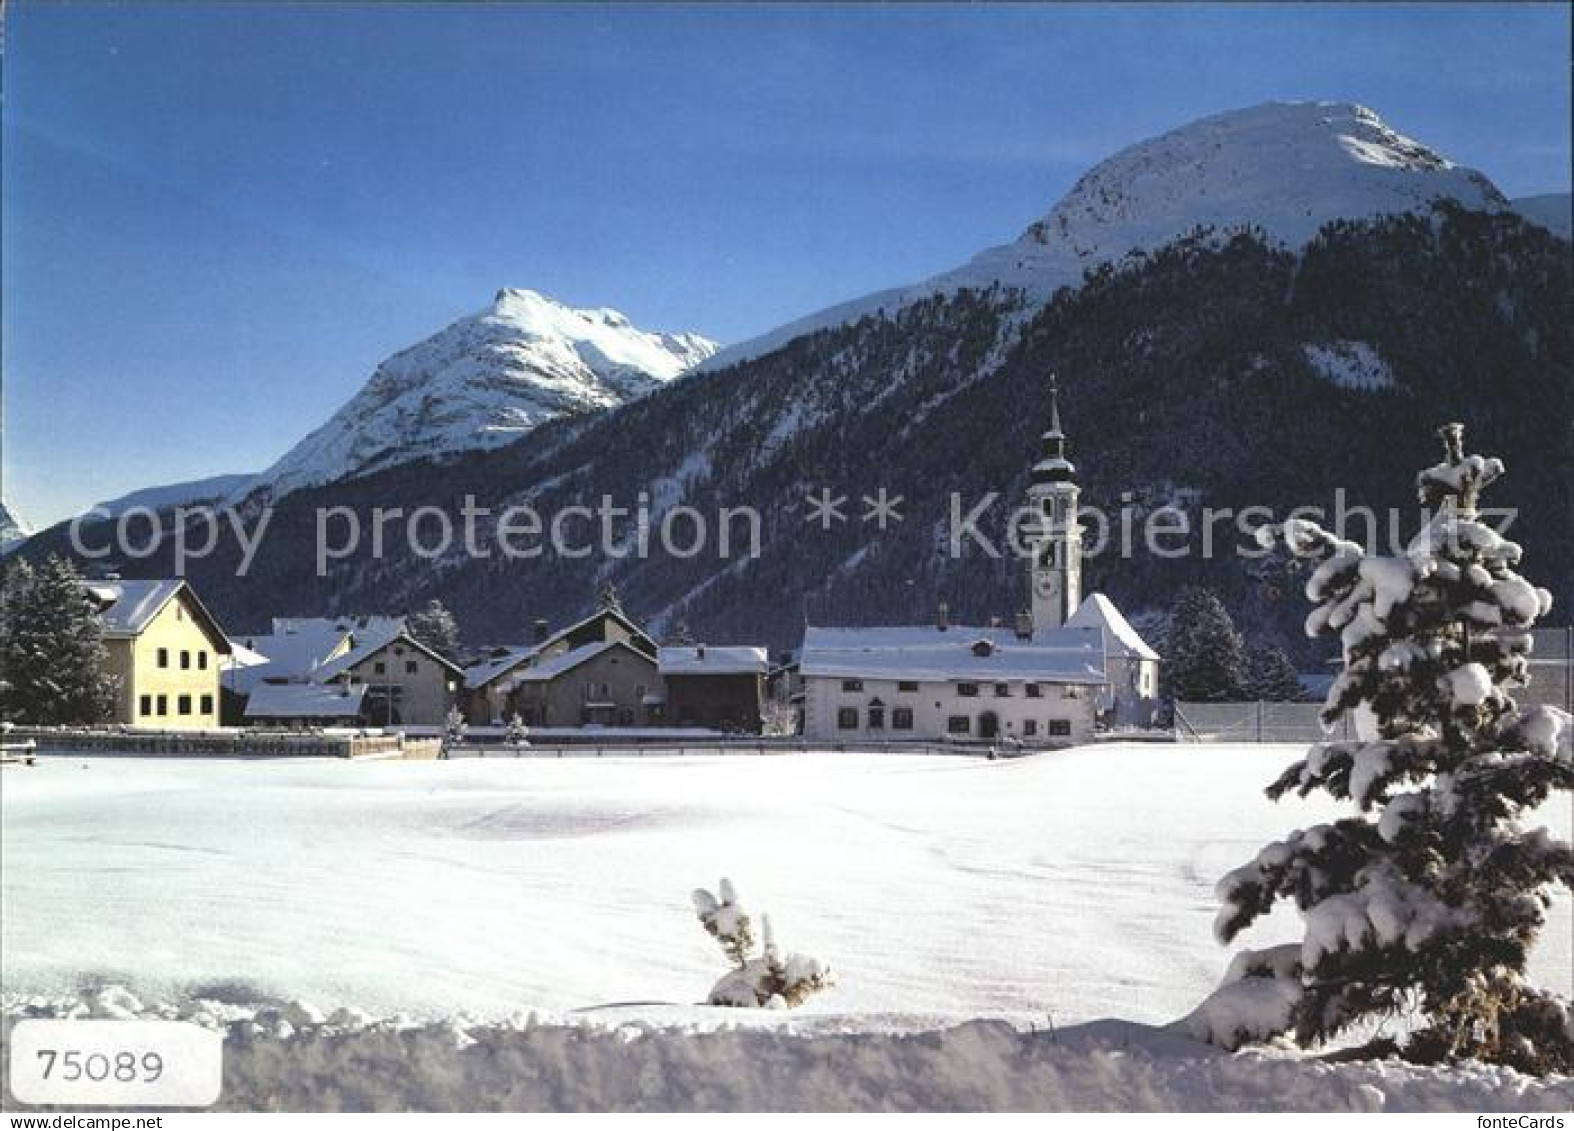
4,2 -> 1569,526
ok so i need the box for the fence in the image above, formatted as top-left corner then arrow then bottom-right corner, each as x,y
1523,627 -> 1574,713
1177,633 -> 1574,745
8,726 -> 435,760
1173,702 -> 1354,744
444,737 -> 1023,759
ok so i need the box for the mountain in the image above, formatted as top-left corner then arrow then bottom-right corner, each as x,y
92,472 -> 259,518
25,104 -> 1570,663
239,288 -> 718,500
1513,193 -> 1572,240
0,501 -> 31,554
43,208 -> 1570,662
704,102 -> 1507,368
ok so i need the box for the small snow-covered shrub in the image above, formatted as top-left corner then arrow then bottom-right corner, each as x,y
1187,424 -> 1573,1074
442,708 -> 468,755
692,878 -> 834,1008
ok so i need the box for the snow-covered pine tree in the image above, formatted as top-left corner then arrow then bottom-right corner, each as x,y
1165,586 -> 1246,702
0,556 -> 118,725
1186,424 -> 1572,1073
692,878 -> 834,1008
407,598 -> 460,659
505,713 -> 531,747
1242,642 -> 1306,702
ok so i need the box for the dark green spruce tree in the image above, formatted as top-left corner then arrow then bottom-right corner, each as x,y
1187,425 -> 1572,1074
0,556 -> 119,725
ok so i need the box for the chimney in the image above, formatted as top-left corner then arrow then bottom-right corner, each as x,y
532,619 -> 549,643
1015,611 -> 1034,641
937,602 -> 950,632
697,644 -> 707,659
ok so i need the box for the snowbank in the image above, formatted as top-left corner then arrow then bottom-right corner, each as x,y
3,998 -> 1569,1112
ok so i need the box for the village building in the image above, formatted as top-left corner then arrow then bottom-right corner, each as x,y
229,615 -> 403,695
799,379 -> 1160,745
656,645 -> 769,732
506,639 -> 660,727
462,601 -> 658,724
801,622 -> 1106,744
312,624 -> 464,726
1065,593 -> 1162,728
82,578 -> 232,729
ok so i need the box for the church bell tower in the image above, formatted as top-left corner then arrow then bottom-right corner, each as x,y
1026,376 -> 1082,632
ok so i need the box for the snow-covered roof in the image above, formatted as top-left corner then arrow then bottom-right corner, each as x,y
271,615 -> 404,638
1065,593 -> 1161,661
801,624 -> 1107,684
315,625 -> 462,681
231,618 -> 386,694
222,640 -> 272,670
513,640 -> 630,684
83,579 -> 183,636
464,644 -> 543,690
81,579 -> 230,651
658,645 -> 769,676
244,681 -> 367,720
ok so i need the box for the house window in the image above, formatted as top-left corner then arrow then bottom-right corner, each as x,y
198,652 -> 208,670
897,681 -> 918,693
177,695 -> 192,716
892,707 -> 914,730
947,715 -> 971,735
405,660 -> 418,675
867,706 -> 885,729
157,648 -> 169,668
994,683 -> 1010,697
180,650 -> 191,670
958,682 -> 979,697
842,679 -> 863,692
200,694 -> 214,715
837,707 -> 858,730
374,661 -> 387,675
1025,683 -> 1042,698
1048,719 -> 1072,737
1024,719 -> 1038,736
156,695 -> 168,716
139,694 -> 153,717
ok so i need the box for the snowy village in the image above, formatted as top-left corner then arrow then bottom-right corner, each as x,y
1,2 -> 1571,1117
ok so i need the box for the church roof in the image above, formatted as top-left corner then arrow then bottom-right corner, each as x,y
1066,593 -> 1161,661
801,624 -> 1107,684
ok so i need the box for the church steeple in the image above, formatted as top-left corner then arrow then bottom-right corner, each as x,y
1031,376 -> 1077,486
1026,375 -> 1082,631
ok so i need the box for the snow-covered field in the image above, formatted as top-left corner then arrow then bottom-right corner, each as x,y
2,745 -> 1569,1110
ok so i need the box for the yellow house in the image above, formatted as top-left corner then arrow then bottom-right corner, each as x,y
83,579 -> 232,729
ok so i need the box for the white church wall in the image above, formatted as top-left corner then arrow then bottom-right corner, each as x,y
803,674 -> 1099,746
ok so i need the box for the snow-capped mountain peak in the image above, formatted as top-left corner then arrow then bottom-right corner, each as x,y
704,101 -> 1508,369
968,100 -> 1504,282
242,290 -> 719,500
0,500 -> 33,554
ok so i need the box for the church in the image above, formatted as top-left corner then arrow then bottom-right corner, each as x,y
799,380 -> 1161,745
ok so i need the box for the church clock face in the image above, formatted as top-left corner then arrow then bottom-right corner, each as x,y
1034,570 -> 1060,598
